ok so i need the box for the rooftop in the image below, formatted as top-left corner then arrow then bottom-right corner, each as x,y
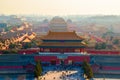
41,31 -> 84,40
40,42 -> 86,48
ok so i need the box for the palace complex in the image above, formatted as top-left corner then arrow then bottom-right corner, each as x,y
0,17 -> 120,78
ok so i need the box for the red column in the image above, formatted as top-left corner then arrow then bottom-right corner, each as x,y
80,48 -> 81,52
40,48 -> 44,52
57,59 -> 61,65
73,48 -> 75,52
64,59 -> 68,65
83,48 -> 85,52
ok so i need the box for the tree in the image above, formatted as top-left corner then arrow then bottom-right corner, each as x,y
101,42 -> 106,49
9,43 -> 21,49
31,40 -> 37,47
95,43 -> 99,49
34,60 -> 42,79
9,43 -> 16,49
4,26 -> 12,32
82,60 -> 93,79
23,43 -> 32,49
95,42 -> 106,50
2,50 -> 18,54
113,39 -> 119,45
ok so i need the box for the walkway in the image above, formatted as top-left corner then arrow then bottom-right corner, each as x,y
38,65 -> 85,80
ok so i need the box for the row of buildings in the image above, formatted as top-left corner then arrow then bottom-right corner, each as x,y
0,22 -> 36,50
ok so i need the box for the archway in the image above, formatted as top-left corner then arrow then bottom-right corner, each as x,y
51,60 -> 56,65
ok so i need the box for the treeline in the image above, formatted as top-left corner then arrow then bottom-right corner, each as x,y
1,50 -> 18,54
95,42 -> 106,50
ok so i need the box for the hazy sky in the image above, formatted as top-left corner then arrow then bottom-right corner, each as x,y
0,0 -> 120,15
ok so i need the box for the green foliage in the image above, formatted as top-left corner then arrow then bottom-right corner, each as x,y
34,60 -> 42,78
23,41 -> 37,49
95,42 -> 106,50
31,40 -> 37,47
82,60 -> 93,79
2,50 -> 18,54
9,43 -> 16,49
9,43 -> 21,49
113,39 -> 119,45
84,40 -> 89,44
101,42 -> 106,49
10,49 -> 18,54
95,43 -> 100,49
23,43 -> 32,49
2,50 -> 10,54
4,26 -> 12,32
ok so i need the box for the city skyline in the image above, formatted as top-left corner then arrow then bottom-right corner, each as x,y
0,0 -> 120,15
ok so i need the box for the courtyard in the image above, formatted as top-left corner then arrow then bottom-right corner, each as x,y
37,65 -> 85,80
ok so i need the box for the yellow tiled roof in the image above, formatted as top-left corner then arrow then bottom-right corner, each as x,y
41,31 -> 84,40
40,42 -> 86,47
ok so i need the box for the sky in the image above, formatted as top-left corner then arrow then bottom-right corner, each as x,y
0,0 -> 120,15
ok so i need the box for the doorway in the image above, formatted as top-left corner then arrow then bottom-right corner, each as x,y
60,59 -> 64,65
51,60 -> 56,65
68,60 -> 73,65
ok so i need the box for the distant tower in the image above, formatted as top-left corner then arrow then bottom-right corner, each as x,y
49,16 -> 67,32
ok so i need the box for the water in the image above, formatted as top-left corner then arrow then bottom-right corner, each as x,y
0,73 -> 34,80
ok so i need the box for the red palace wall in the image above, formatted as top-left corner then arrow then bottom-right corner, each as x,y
34,56 -> 59,64
102,66 -> 120,70
18,48 -> 86,54
87,50 -> 120,55
34,55 -> 90,65
91,65 -> 100,72
40,48 -> 86,53
0,66 -> 23,69
91,65 -> 120,72
18,49 -> 40,54
64,56 -> 90,64
67,56 -> 90,62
